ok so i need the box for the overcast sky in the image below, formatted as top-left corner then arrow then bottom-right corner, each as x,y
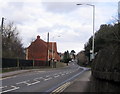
0,0 -> 119,53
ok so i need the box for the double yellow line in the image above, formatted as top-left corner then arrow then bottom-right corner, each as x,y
51,82 -> 71,94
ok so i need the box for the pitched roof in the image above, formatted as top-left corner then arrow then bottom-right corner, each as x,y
27,35 -> 60,61
27,35 -> 47,49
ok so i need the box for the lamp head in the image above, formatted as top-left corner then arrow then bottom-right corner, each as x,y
76,4 -> 83,5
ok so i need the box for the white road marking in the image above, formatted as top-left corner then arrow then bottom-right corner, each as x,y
26,78 -> 41,86
27,81 -> 40,86
0,86 -> 7,89
66,72 -> 69,74
1,85 -> 19,93
34,77 -> 43,80
16,80 -> 30,85
61,74 -> 65,76
54,75 -> 60,78
44,77 -> 52,81
46,75 -> 50,77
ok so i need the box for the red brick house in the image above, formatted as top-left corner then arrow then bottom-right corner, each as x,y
26,35 -> 60,61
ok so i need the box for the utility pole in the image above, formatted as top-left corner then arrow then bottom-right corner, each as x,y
47,32 -> 49,61
52,40 -> 54,68
1,17 -> 4,32
118,1 -> 120,23
47,32 -> 50,66
118,1 -> 120,37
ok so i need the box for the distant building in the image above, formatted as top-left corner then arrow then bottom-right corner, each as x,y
58,53 -> 64,60
70,52 -> 75,60
26,35 -> 60,61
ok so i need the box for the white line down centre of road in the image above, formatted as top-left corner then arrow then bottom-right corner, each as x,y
54,75 -> 60,78
44,77 -> 52,81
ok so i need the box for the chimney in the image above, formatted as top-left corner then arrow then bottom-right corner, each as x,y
37,35 -> 40,39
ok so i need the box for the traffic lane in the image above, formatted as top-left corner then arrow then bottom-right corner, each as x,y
2,68 -> 81,92
2,62 -> 79,86
2,64 -> 81,92
11,67 -> 84,92
2,65 -> 80,87
2,65 -> 78,86
1,68 -> 83,93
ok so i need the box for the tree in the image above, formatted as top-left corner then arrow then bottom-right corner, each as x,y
84,23 -> 120,62
77,51 -> 88,66
70,50 -> 76,59
2,22 -> 25,59
63,50 -> 71,63
71,50 -> 75,54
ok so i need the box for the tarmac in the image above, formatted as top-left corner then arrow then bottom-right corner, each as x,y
0,68 -> 92,92
1,68 -> 120,93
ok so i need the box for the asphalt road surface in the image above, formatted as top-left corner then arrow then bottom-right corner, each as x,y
1,61 -> 89,93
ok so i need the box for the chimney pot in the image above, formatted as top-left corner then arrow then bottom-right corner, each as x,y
37,35 -> 40,39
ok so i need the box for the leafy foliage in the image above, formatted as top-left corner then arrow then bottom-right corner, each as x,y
84,23 -> 120,61
62,50 -> 71,63
71,50 -> 75,54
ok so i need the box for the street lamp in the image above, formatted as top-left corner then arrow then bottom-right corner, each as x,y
76,3 -> 95,60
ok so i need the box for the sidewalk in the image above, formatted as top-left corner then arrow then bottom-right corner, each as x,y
63,70 -> 92,92
63,70 -> 120,92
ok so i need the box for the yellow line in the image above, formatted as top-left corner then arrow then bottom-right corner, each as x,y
59,83 -> 70,92
51,82 -> 71,94
55,82 -> 70,92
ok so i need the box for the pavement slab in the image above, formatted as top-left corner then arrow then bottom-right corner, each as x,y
63,70 -> 91,92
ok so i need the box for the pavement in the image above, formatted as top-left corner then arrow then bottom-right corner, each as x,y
62,70 -> 120,92
63,70 -> 92,92
1,69 -> 37,78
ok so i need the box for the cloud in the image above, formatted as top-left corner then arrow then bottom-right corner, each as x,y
0,1 -> 118,53
42,2 -> 79,13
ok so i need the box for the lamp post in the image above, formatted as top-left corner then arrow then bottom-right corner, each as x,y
76,3 -> 95,60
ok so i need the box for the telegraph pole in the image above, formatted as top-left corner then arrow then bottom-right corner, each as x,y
47,32 -> 49,61
1,17 -> 4,32
47,32 -> 50,66
118,1 -> 120,37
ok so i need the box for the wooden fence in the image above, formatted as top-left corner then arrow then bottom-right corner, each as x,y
2,58 -> 49,68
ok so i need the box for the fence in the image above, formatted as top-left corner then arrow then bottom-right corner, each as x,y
2,58 -> 49,68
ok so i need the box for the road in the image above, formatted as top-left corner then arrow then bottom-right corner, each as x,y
1,61 -> 89,93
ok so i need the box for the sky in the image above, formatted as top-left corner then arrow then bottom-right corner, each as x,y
0,0 -> 119,53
